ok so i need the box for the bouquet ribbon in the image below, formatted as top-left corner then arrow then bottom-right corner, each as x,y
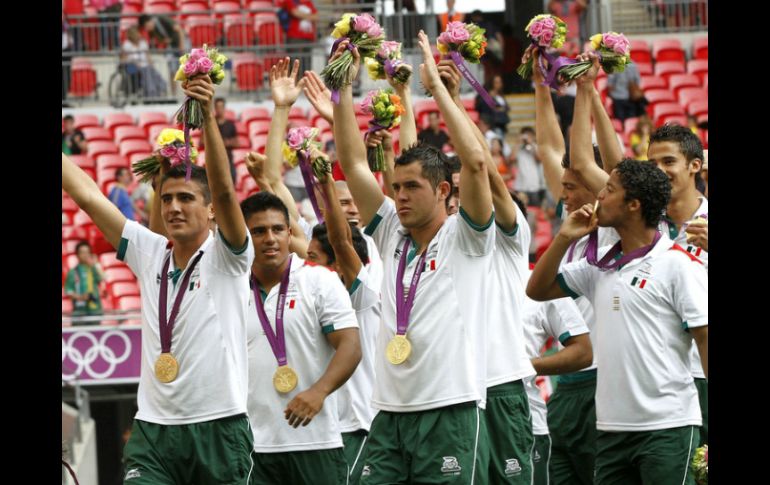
180,97 -> 193,181
534,43 -> 579,90
384,59 -> 403,77
329,37 -> 356,104
297,150 -> 325,224
449,51 -> 497,109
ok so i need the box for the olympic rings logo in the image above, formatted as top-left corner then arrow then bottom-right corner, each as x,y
61,330 -> 132,380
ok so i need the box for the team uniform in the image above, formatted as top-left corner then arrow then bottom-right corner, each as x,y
558,233 -> 707,484
247,255 -> 359,485
118,220 -> 256,484
359,199 -> 495,484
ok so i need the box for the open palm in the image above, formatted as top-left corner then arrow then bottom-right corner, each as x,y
270,57 -> 306,107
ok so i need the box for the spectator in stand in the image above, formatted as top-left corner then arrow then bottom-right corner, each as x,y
630,115 -> 654,161
281,0 -> 318,74
468,10 -> 504,80
514,126 -> 546,207
64,241 -> 105,322
199,98 -> 238,184
62,10 -> 73,107
62,115 -> 88,155
121,26 -> 167,99
417,112 -> 450,151
92,0 -> 122,50
138,14 -> 187,96
476,74 -> 510,136
548,0 -> 588,47
131,181 -> 152,227
438,0 -> 464,32
607,61 -> 643,122
108,168 -> 138,221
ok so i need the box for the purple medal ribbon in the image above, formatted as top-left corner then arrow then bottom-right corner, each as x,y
159,249 -> 205,353
566,238 -> 582,263
584,230 -> 661,271
182,97 -> 192,181
252,255 -> 293,366
395,239 -> 429,336
297,150 -> 325,224
329,37 -> 356,104
538,48 -> 578,90
448,51 -> 497,110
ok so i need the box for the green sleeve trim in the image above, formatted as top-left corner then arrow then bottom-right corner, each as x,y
495,221 -> 519,237
363,214 -> 382,236
321,324 -> 336,334
557,273 -> 581,299
555,200 -> 564,219
558,331 -> 572,345
458,207 -> 494,232
348,278 -> 362,296
219,229 -> 249,255
116,237 -> 129,261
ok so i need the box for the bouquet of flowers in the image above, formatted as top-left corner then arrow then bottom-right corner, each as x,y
558,32 -> 632,82
132,129 -> 199,183
361,89 -> 405,172
172,45 -> 227,177
435,22 -> 497,108
282,127 -> 331,222
692,444 -> 707,485
516,14 -> 567,80
322,13 -> 385,102
365,40 -> 411,84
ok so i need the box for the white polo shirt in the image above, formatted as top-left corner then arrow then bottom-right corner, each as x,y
659,196 -> 709,379
337,264 -> 382,433
247,255 -> 359,453
558,233 -> 708,432
487,205 -> 536,387
364,199 -> 495,412
117,220 -> 254,425
522,285 -> 589,435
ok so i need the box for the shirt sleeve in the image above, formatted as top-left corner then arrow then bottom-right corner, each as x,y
670,254 -> 708,330
455,207 -> 495,257
543,297 -> 590,345
349,265 -> 380,312
363,198 -> 401,254
209,228 -> 255,276
316,268 -> 360,334
557,255 -> 597,301
65,269 -> 77,295
495,203 -> 530,258
116,220 -> 168,276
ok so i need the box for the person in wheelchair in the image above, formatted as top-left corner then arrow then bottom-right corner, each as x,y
120,26 -> 167,99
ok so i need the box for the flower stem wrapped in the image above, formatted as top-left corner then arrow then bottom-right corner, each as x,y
132,129 -> 199,183
361,89 -> 405,172
558,32 -> 632,82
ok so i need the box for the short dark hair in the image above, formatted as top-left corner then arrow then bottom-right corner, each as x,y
160,165 -> 211,204
615,159 -> 671,228
649,123 -> 704,189
115,167 -> 128,179
311,223 -> 369,266
395,142 -> 452,208
240,191 -> 290,225
511,192 -> 528,218
214,97 -> 225,106
446,155 -> 461,175
520,126 -> 535,135
75,241 -> 92,254
138,14 -> 152,27
63,115 -> 74,122
562,145 -> 604,170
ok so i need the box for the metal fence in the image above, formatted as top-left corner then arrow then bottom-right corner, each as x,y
603,0 -> 708,34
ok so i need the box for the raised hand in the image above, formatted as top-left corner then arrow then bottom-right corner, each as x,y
303,71 -> 334,125
270,57 -> 306,107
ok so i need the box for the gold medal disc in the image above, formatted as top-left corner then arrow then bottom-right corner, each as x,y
155,353 -> 179,383
386,335 -> 412,365
273,365 -> 298,393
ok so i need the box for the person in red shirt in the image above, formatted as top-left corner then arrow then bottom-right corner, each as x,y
282,0 -> 318,74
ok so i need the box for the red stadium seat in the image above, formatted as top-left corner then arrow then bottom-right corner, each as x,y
686,59 -> 708,85
677,87 -> 707,112
652,39 -> 685,64
69,60 -> 98,98
652,103 -> 686,126
88,141 -> 119,160
81,127 -> 112,142
116,296 -> 142,310
114,126 -> 148,144
73,114 -> 100,130
668,74 -> 700,98
241,107 -> 271,126
639,75 -> 667,91
105,267 -> 135,284
120,140 -> 154,159
644,89 -> 676,117
692,37 -> 708,60
138,112 -> 170,135
232,53 -> 264,91
104,113 -> 135,135
629,39 -> 652,64
111,281 -> 141,298
654,61 -> 685,84
96,154 -> 128,170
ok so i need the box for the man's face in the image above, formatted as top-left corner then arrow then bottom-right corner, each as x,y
214,101 -> 226,119
64,119 -> 74,134
247,209 -> 291,271
336,187 -> 361,227
560,169 -> 596,214
596,170 -> 629,227
76,245 -> 92,265
307,238 -> 333,267
447,194 -> 459,215
160,178 -> 213,244
391,162 -> 448,228
429,113 -> 440,130
118,170 -> 132,185
647,141 -> 701,199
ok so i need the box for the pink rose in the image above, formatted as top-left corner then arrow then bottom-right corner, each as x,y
287,128 -> 307,150
378,41 -> 399,58
602,33 -> 619,48
529,21 -> 543,38
160,145 -> 177,158
176,146 -> 190,162
189,48 -> 207,61
444,21 -> 470,44
612,38 -> 629,55
353,13 -> 376,34
539,30 -> 554,47
367,23 -> 382,38
542,17 -> 556,30
361,90 -> 377,113
197,56 -> 214,73
183,60 -> 198,76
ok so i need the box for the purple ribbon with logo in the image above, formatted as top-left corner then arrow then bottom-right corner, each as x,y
583,230 -> 661,271
252,255 -> 293,366
448,51 -> 497,110
384,58 -> 403,77
158,248 -> 205,353
297,150 -> 325,224
395,239 -> 428,336
537,47 -> 578,90
329,37 -> 356,104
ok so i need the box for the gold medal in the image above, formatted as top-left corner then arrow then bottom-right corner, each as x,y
590,200 -> 599,225
155,353 -> 179,383
685,216 -> 708,241
386,335 -> 412,365
273,365 -> 298,393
